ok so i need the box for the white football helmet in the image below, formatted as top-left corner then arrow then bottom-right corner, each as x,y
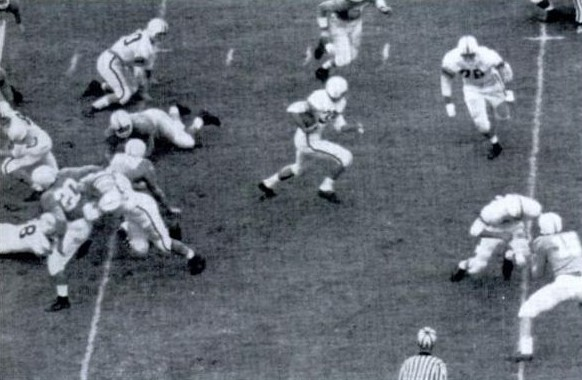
0,0 -> 10,11
31,165 -> 58,190
124,138 -> 146,158
417,327 -> 437,350
325,76 -> 348,100
504,194 -> 524,218
538,212 -> 563,235
457,35 -> 479,58
146,18 -> 169,41
110,110 -> 133,139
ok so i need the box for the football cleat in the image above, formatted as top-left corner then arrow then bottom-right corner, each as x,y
539,9 -> 560,23
169,222 -> 183,241
81,80 -> 106,98
315,67 -> 330,82
199,110 -> 221,127
258,182 -> 276,199
502,258 -> 514,281
512,353 -> 533,363
174,103 -> 192,117
314,41 -> 326,60
188,255 -> 206,275
450,267 -> 467,282
487,143 -> 503,160
317,190 -> 341,204
45,296 -> 71,312
10,86 -> 24,105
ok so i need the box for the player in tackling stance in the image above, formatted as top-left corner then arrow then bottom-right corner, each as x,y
84,18 -> 168,115
314,0 -> 392,81
450,194 -> 542,282
258,76 -> 362,204
104,105 -> 220,157
441,36 -> 514,160
516,212 -> 582,361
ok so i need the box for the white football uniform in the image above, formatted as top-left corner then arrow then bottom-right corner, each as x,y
519,231 -> 582,318
441,46 -> 511,133
318,0 -> 390,67
1,111 -> 58,185
96,29 -> 156,104
290,89 -> 352,173
0,216 -> 54,256
462,194 -> 542,274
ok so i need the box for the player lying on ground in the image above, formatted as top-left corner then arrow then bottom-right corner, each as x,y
83,18 -> 168,116
529,0 -> 582,33
258,76 -> 363,204
516,212 -> 582,361
314,0 -> 392,81
104,105 -> 220,157
0,213 -> 56,257
0,101 -> 58,201
441,35 -> 514,160
450,194 -> 542,282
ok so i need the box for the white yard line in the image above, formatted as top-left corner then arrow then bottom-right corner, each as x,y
0,20 -> 6,64
303,45 -> 312,66
65,52 -> 80,77
225,48 -> 234,66
518,23 -> 563,380
79,234 -> 116,380
158,0 -> 167,18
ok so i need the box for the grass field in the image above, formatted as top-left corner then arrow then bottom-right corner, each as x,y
1,1 -> 581,379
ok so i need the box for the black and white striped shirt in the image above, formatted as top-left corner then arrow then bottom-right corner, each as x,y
397,352 -> 447,380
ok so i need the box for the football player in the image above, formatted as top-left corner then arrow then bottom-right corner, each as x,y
258,76 -> 363,204
85,169 -> 206,276
516,213 -> 582,361
104,105 -> 220,157
31,164 -> 104,312
529,0 -> 582,32
84,18 -> 168,115
0,213 -> 57,257
450,194 -> 542,282
0,0 -> 25,32
441,36 -> 514,159
314,0 -> 392,81
0,102 -> 58,200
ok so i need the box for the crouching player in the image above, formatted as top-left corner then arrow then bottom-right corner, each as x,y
104,105 -> 220,157
87,170 -> 206,276
0,102 -> 58,201
0,213 -> 57,257
451,194 -> 542,282
516,212 -> 582,361
31,164 -> 103,311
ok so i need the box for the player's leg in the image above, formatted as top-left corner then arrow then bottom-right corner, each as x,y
575,0 -> 582,32
309,139 -> 353,203
316,19 -> 347,81
0,223 -> 25,254
347,19 -> 363,64
90,53 -> 133,114
126,220 -> 151,257
530,0 -> 559,22
451,238 -> 503,281
463,87 -> 502,159
158,111 -> 195,149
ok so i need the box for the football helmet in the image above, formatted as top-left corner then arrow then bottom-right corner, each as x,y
110,110 -> 133,139
146,18 -> 169,42
325,76 -> 348,100
0,0 -> 10,11
124,138 -> 146,158
417,327 -> 437,350
505,194 -> 524,218
538,212 -> 563,235
31,165 -> 58,190
457,35 -> 479,58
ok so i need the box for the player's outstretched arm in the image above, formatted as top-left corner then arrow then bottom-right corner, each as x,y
375,0 -> 393,15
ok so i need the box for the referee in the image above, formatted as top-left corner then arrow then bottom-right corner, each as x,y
397,327 -> 448,380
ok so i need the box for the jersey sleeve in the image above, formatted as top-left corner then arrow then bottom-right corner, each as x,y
441,50 -> 458,78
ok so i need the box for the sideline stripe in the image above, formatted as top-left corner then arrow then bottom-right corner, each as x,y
518,23 -> 553,380
80,234 -> 116,380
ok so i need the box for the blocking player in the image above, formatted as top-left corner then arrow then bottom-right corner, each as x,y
31,164 -> 104,312
0,102 -> 58,200
0,213 -> 56,257
84,18 -> 168,115
85,169 -> 206,276
258,76 -> 363,204
450,194 -> 542,282
314,0 -> 392,81
529,0 -> 582,32
104,105 -> 221,157
516,212 -> 582,361
441,36 -> 514,159
0,0 -> 25,33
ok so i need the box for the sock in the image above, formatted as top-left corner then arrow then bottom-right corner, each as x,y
459,260 -> 469,271
191,117 -> 204,131
186,249 -> 195,259
264,174 -> 280,188
490,135 -> 499,144
57,285 -> 68,298
322,60 -> 334,70
319,177 -> 335,192
92,94 -> 117,110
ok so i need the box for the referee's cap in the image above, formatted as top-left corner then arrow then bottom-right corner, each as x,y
417,327 -> 437,350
